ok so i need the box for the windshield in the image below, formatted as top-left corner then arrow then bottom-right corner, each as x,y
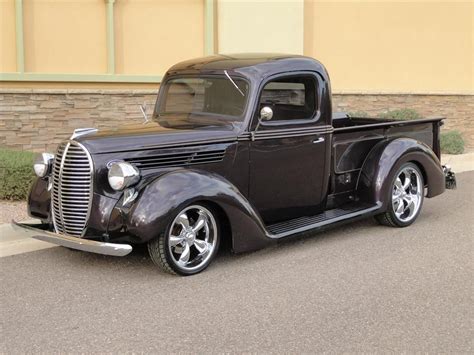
155,75 -> 249,121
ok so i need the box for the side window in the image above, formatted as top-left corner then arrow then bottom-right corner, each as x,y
259,75 -> 317,121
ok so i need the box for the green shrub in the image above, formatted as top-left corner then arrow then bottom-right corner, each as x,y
440,130 -> 465,155
348,111 -> 370,118
0,149 -> 36,200
379,108 -> 422,120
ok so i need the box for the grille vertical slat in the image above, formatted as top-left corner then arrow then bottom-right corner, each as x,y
51,141 -> 92,237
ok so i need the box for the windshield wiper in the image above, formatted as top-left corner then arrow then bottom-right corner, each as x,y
224,70 -> 245,97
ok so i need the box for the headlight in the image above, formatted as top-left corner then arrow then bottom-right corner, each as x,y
33,153 -> 54,178
107,162 -> 140,191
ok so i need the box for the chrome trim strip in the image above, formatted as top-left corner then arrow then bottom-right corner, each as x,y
95,137 -> 237,154
12,221 -> 132,257
238,126 -> 333,141
70,127 -> 98,140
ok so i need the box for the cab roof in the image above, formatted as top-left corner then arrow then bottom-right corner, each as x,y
166,53 -> 329,82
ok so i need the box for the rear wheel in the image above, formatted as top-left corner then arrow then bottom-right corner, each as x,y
375,163 -> 424,227
148,204 -> 220,276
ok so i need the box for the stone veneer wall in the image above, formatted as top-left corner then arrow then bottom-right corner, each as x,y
0,88 -> 472,152
332,93 -> 474,149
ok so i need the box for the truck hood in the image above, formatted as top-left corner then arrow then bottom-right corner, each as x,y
74,121 -> 239,154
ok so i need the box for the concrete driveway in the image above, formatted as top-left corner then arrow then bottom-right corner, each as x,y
1,172 -> 472,353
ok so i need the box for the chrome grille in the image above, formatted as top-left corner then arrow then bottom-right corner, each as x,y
51,141 -> 93,236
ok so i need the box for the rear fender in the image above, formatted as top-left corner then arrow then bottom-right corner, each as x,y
358,138 -> 445,209
126,169 -> 270,253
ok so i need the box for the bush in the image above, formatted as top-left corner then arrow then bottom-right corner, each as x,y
379,108 -> 422,120
0,149 -> 36,200
440,130 -> 465,155
348,111 -> 370,118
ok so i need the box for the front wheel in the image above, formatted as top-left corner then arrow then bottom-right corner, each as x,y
148,204 -> 220,276
375,162 -> 424,227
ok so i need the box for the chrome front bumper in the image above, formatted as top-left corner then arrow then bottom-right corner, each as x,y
12,221 -> 133,257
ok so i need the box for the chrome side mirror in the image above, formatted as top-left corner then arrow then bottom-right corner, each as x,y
252,106 -> 274,141
260,106 -> 273,121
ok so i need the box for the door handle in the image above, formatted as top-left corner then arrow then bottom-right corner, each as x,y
312,137 -> 325,144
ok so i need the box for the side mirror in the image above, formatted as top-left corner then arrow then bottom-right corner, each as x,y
252,106 -> 273,141
260,106 -> 273,121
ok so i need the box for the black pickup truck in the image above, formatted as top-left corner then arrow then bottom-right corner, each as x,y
16,54 -> 456,275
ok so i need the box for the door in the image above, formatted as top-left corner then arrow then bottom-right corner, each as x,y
249,73 -> 330,223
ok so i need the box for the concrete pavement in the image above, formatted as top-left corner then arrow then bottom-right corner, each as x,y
441,152 -> 474,173
0,172 -> 472,353
0,222 -> 55,257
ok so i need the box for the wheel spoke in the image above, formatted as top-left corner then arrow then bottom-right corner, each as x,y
403,195 -> 416,212
402,172 -> 411,191
395,198 -> 404,217
192,213 -> 207,233
176,213 -> 190,230
394,177 -> 403,191
169,235 -> 184,247
194,239 -> 210,254
178,243 -> 190,265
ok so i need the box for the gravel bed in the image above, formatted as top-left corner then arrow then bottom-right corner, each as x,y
0,201 -> 29,224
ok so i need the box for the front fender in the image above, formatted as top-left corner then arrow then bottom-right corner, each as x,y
27,177 -> 51,222
358,138 -> 445,209
126,169 -> 271,253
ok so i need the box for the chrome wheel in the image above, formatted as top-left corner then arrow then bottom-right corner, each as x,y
391,166 -> 423,223
167,205 -> 218,272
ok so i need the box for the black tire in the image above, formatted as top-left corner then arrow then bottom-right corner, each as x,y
148,203 -> 220,276
375,162 -> 425,227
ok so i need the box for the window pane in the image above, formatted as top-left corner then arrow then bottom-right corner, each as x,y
261,82 -> 305,106
162,77 -> 249,118
259,76 -> 317,121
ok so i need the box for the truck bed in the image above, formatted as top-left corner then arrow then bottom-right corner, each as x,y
328,113 -> 444,200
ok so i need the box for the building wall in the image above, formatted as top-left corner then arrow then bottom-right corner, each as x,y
218,0 -> 304,54
23,0 -> 108,73
114,0 -> 204,75
304,0 -> 473,93
0,0 -> 473,150
0,0 -> 16,73
0,0 -> 206,78
1,88 -> 473,152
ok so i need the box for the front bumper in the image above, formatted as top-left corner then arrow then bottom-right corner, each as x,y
12,221 -> 133,257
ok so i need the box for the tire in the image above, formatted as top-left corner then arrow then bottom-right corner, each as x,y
148,203 -> 220,276
375,162 -> 424,227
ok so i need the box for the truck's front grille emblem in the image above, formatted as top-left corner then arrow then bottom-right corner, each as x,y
51,141 -> 93,236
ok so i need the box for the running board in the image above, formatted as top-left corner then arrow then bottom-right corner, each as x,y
267,202 -> 381,239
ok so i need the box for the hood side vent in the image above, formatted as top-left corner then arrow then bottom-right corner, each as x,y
126,149 -> 226,170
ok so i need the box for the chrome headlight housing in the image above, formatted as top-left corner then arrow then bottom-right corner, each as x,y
107,162 -> 140,191
33,153 -> 54,178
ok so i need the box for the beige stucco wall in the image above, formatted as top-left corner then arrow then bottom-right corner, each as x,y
304,0 -> 474,93
115,0 -> 205,75
1,0 -> 472,94
23,0 -> 108,73
1,0 -> 205,78
217,0 -> 304,54
0,0 -> 16,73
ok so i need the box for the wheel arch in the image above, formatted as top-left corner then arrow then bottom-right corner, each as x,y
193,199 -> 233,253
126,169 -> 271,253
357,138 -> 445,210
